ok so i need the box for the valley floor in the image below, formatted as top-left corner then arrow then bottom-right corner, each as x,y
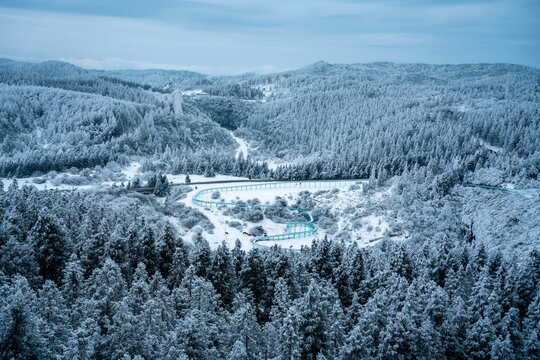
183,179 -> 397,250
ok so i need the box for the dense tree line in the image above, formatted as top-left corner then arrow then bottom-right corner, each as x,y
189,95 -> 255,130
0,83 -> 235,177
0,59 -> 160,104
2,60 -> 538,185
203,83 -> 263,100
92,68 -> 212,92
239,62 -> 540,183
143,149 -> 271,180
0,182 -> 538,359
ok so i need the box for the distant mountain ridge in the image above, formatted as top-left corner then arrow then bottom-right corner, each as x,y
0,58 -> 538,185
2,58 -> 537,92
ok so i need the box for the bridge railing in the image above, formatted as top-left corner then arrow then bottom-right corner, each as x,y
254,228 -> 318,243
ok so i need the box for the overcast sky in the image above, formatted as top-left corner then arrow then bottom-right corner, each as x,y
0,0 -> 538,74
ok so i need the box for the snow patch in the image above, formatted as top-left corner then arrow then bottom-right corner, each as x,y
181,89 -> 206,96
478,138 -> 503,153
122,162 -> 141,181
229,131 -> 249,160
180,180 -> 390,251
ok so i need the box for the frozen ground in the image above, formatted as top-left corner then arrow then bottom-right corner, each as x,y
181,181 -> 330,251
477,137 -> 504,153
0,161 -> 247,197
229,131 -> 249,160
460,185 -> 540,256
118,161 -> 247,184
182,180 -> 398,251
0,177 -> 96,191
309,185 -> 398,246
229,130 -> 284,170
199,185 -> 324,204
259,83 -> 276,99
181,89 -> 206,96
191,183 -> 326,250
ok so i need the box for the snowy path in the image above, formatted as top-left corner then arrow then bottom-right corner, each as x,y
229,131 -> 249,160
228,130 -> 289,171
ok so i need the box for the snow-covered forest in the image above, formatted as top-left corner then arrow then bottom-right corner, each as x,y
0,58 -> 539,359
3,59 -> 539,184
1,184 -> 538,359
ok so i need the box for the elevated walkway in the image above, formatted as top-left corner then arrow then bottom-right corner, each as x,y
191,179 -> 368,246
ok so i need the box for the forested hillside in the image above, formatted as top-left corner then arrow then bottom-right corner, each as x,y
90,68 -> 210,92
237,62 -> 540,184
0,60 -> 244,177
2,59 -> 539,187
0,184 -> 538,359
106,61 -> 540,188
0,59 -> 539,359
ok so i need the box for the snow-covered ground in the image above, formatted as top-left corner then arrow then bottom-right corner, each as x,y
0,161 -> 245,191
257,83 -> 276,103
253,82 -> 293,103
228,130 -> 289,171
1,161 -> 142,191
114,160 -> 249,186
181,180 -> 398,251
181,89 -> 206,96
501,183 -> 515,190
177,178 -> 256,250
477,138 -> 504,153
192,184 -> 327,250
199,186 -> 319,204
259,84 -> 275,98
310,185 -> 397,246
229,131 -> 249,160
167,173 -> 246,184
121,161 -> 141,181
0,176 -> 96,191
181,180 -> 329,250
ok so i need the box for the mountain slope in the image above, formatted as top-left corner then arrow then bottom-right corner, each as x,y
0,60 -> 238,176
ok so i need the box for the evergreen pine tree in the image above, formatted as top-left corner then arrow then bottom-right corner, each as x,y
208,241 -> 235,306
29,212 -> 67,282
279,310 -> 301,360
